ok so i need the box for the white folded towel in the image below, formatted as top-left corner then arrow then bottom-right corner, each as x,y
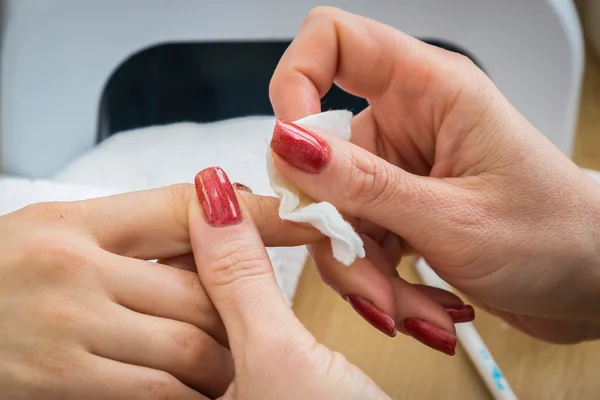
0,176 -> 118,215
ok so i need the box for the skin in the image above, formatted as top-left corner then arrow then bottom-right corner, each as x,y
268,7 -> 600,344
189,170 -> 390,399
0,185 -> 324,399
3,6 -> 600,399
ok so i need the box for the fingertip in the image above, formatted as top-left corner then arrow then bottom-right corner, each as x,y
346,294 -> 397,337
308,239 -> 398,333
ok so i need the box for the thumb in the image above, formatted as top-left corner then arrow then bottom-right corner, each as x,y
270,119 -> 466,242
189,166 -> 308,351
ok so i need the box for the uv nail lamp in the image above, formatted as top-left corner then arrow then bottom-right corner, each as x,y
0,0 -> 584,178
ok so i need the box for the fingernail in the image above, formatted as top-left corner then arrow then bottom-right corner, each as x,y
195,167 -> 242,227
346,295 -> 397,337
401,318 -> 456,356
270,120 -> 331,174
233,182 -> 253,193
444,305 -> 475,323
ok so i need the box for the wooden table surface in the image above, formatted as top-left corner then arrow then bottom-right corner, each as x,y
292,46 -> 600,399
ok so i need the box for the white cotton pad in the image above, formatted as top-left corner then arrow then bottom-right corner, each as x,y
266,110 -> 365,266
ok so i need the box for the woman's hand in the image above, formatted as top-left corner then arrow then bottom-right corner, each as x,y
188,166 -> 390,400
0,184 -> 319,399
269,7 -> 600,349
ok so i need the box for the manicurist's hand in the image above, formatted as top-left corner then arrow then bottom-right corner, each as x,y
188,166 -> 390,400
269,6 -> 600,349
0,183 -> 319,399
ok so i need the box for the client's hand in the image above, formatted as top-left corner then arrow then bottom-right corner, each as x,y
0,184 -> 318,399
188,166 -> 390,400
269,7 -> 600,349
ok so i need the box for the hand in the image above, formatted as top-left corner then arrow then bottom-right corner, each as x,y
0,183 -> 318,399
268,7 -> 600,347
189,166 -> 390,400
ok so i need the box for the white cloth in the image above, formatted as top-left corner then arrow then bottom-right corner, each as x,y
267,110 -> 365,266
0,177 -> 117,215
51,117 -> 308,305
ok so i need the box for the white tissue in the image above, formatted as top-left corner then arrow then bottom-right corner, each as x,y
267,110 -> 365,266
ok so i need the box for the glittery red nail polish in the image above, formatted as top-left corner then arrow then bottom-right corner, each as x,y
232,182 -> 252,193
195,167 -> 242,227
270,120 -> 331,174
347,295 -> 397,337
401,318 -> 456,356
445,305 -> 475,324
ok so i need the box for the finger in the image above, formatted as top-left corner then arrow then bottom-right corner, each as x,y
380,232 -> 403,268
364,242 -> 456,334
270,6 -> 465,121
190,167 -> 311,352
308,238 -> 398,337
366,237 -> 473,324
71,355 -> 209,400
390,279 -> 457,355
269,121 -> 466,246
363,242 -> 459,356
357,219 -> 388,243
310,234 -> 458,355
357,220 -> 414,264
159,252 -> 198,272
59,184 -> 321,259
413,284 -> 463,307
88,304 -> 233,398
100,253 -> 227,347
413,284 -> 474,324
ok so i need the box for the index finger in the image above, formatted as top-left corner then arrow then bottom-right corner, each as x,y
269,7 -> 422,120
47,183 -> 321,259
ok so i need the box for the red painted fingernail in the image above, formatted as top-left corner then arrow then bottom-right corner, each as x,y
195,167 -> 242,227
232,182 -> 253,193
347,295 -> 397,337
270,120 -> 331,174
445,305 -> 475,323
401,318 -> 456,356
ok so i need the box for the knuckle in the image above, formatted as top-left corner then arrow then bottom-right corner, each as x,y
165,183 -> 194,205
144,372 -> 180,400
323,349 -> 350,378
34,236 -> 89,265
278,338 -> 328,377
18,234 -> 96,280
209,240 -> 269,287
35,347 -> 81,382
171,326 -> 210,368
342,149 -> 394,210
177,270 -> 216,317
48,299 -> 87,330
253,195 -> 272,222
163,184 -> 194,229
